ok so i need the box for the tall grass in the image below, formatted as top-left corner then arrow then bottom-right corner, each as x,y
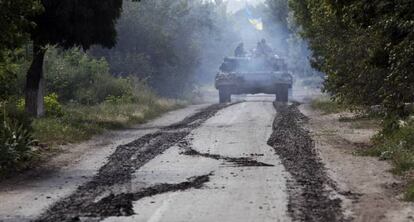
33,97 -> 183,146
310,97 -> 346,114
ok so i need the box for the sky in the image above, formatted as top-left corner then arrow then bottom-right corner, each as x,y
225,0 -> 265,13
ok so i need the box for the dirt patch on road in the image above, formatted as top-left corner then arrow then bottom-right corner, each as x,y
35,104 -> 233,222
179,144 -> 274,167
80,173 -> 212,218
268,102 -> 347,222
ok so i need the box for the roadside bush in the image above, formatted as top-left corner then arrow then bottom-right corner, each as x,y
367,119 -> 414,201
17,93 -> 63,117
32,79 -> 184,146
406,183 -> 414,201
311,98 -> 346,114
45,47 -> 134,105
367,118 -> 414,174
0,103 -> 36,175
0,120 -> 36,172
0,52 -> 26,100
44,93 -> 63,117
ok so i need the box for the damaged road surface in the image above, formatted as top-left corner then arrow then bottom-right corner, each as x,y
108,96 -> 291,222
1,95 -> 350,222
34,95 -> 294,222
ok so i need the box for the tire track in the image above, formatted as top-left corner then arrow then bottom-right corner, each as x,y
36,103 -> 234,222
267,102 -> 347,222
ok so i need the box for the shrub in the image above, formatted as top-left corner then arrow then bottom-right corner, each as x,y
0,104 -> 36,174
17,93 -> 63,117
44,93 -> 63,117
311,98 -> 346,114
406,183 -> 414,201
45,48 -> 134,105
367,118 -> 414,174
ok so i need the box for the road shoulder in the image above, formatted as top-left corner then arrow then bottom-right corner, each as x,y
300,104 -> 414,222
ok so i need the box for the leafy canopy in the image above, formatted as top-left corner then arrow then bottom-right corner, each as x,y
31,0 -> 126,49
289,0 -> 414,122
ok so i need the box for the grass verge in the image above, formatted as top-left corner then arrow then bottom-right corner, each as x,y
363,119 -> 414,175
405,182 -> 414,201
33,99 -> 184,146
1,92 -> 185,178
338,115 -> 381,129
310,97 -> 346,114
311,96 -> 414,201
360,118 -> 414,201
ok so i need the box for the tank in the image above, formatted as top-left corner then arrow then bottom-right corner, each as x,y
215,55 -> 293,103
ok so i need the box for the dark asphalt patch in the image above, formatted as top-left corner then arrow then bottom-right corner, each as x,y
267,102 -> 347,222
36,104 -> 233,222
180,146 -> 274,167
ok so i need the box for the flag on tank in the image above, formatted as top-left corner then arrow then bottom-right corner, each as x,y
245,6 -> 263,31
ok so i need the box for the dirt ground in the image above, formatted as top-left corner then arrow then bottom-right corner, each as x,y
300,104 -> 414,222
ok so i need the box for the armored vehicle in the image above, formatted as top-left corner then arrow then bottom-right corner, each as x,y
215,55 -> 293,103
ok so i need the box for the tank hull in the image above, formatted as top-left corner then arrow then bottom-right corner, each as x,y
215,56 -> 293,103
215,71 -> 292,103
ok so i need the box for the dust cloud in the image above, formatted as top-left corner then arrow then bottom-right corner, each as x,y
90,0 -> 322,99
194,0 -> 322,99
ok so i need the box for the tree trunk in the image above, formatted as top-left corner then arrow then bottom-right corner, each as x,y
25,43 -> 46,117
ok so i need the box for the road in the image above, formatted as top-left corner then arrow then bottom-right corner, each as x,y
0,95 -> 345,222
4,94 -> 413,222
32,95 -> 299,222
113,96 -> 290,222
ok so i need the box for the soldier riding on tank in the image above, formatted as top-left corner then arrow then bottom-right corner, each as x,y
234,42 -> 246,57
256,39 -> 273,57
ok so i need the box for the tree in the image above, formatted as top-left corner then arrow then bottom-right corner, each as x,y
0,0 -> 41,57
0,0 -> 42,101
263,0 -> 320,80
288,0 -> 414,127
26,0 -> 131,117
90,0 -> 235,97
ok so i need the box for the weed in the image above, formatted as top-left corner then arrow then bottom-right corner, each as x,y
405,182 -> 414,201
33,99 -> 183,146
363,118 -> 414,176
311,98 -> 346,114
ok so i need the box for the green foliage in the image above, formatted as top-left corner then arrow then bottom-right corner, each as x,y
90,0 -> 237,97
23,0 -> 134,116
44,93 -> 63,117
33,86 -> 182,146
31,0 -> 124,49
364,118 -> 414,174
0,103 -> 36,175
264,0 -> 321,79
0,63 -> 18,101
288,0 -> 414,122
288,1 -> 414,198
405,182 -> 414,201
0,49 -> 30,101
17,93 -> 63,117
45,48 -> 134,105
0,0 -> 42,59
0,120 -> 36,172
311,98 -> 346,114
